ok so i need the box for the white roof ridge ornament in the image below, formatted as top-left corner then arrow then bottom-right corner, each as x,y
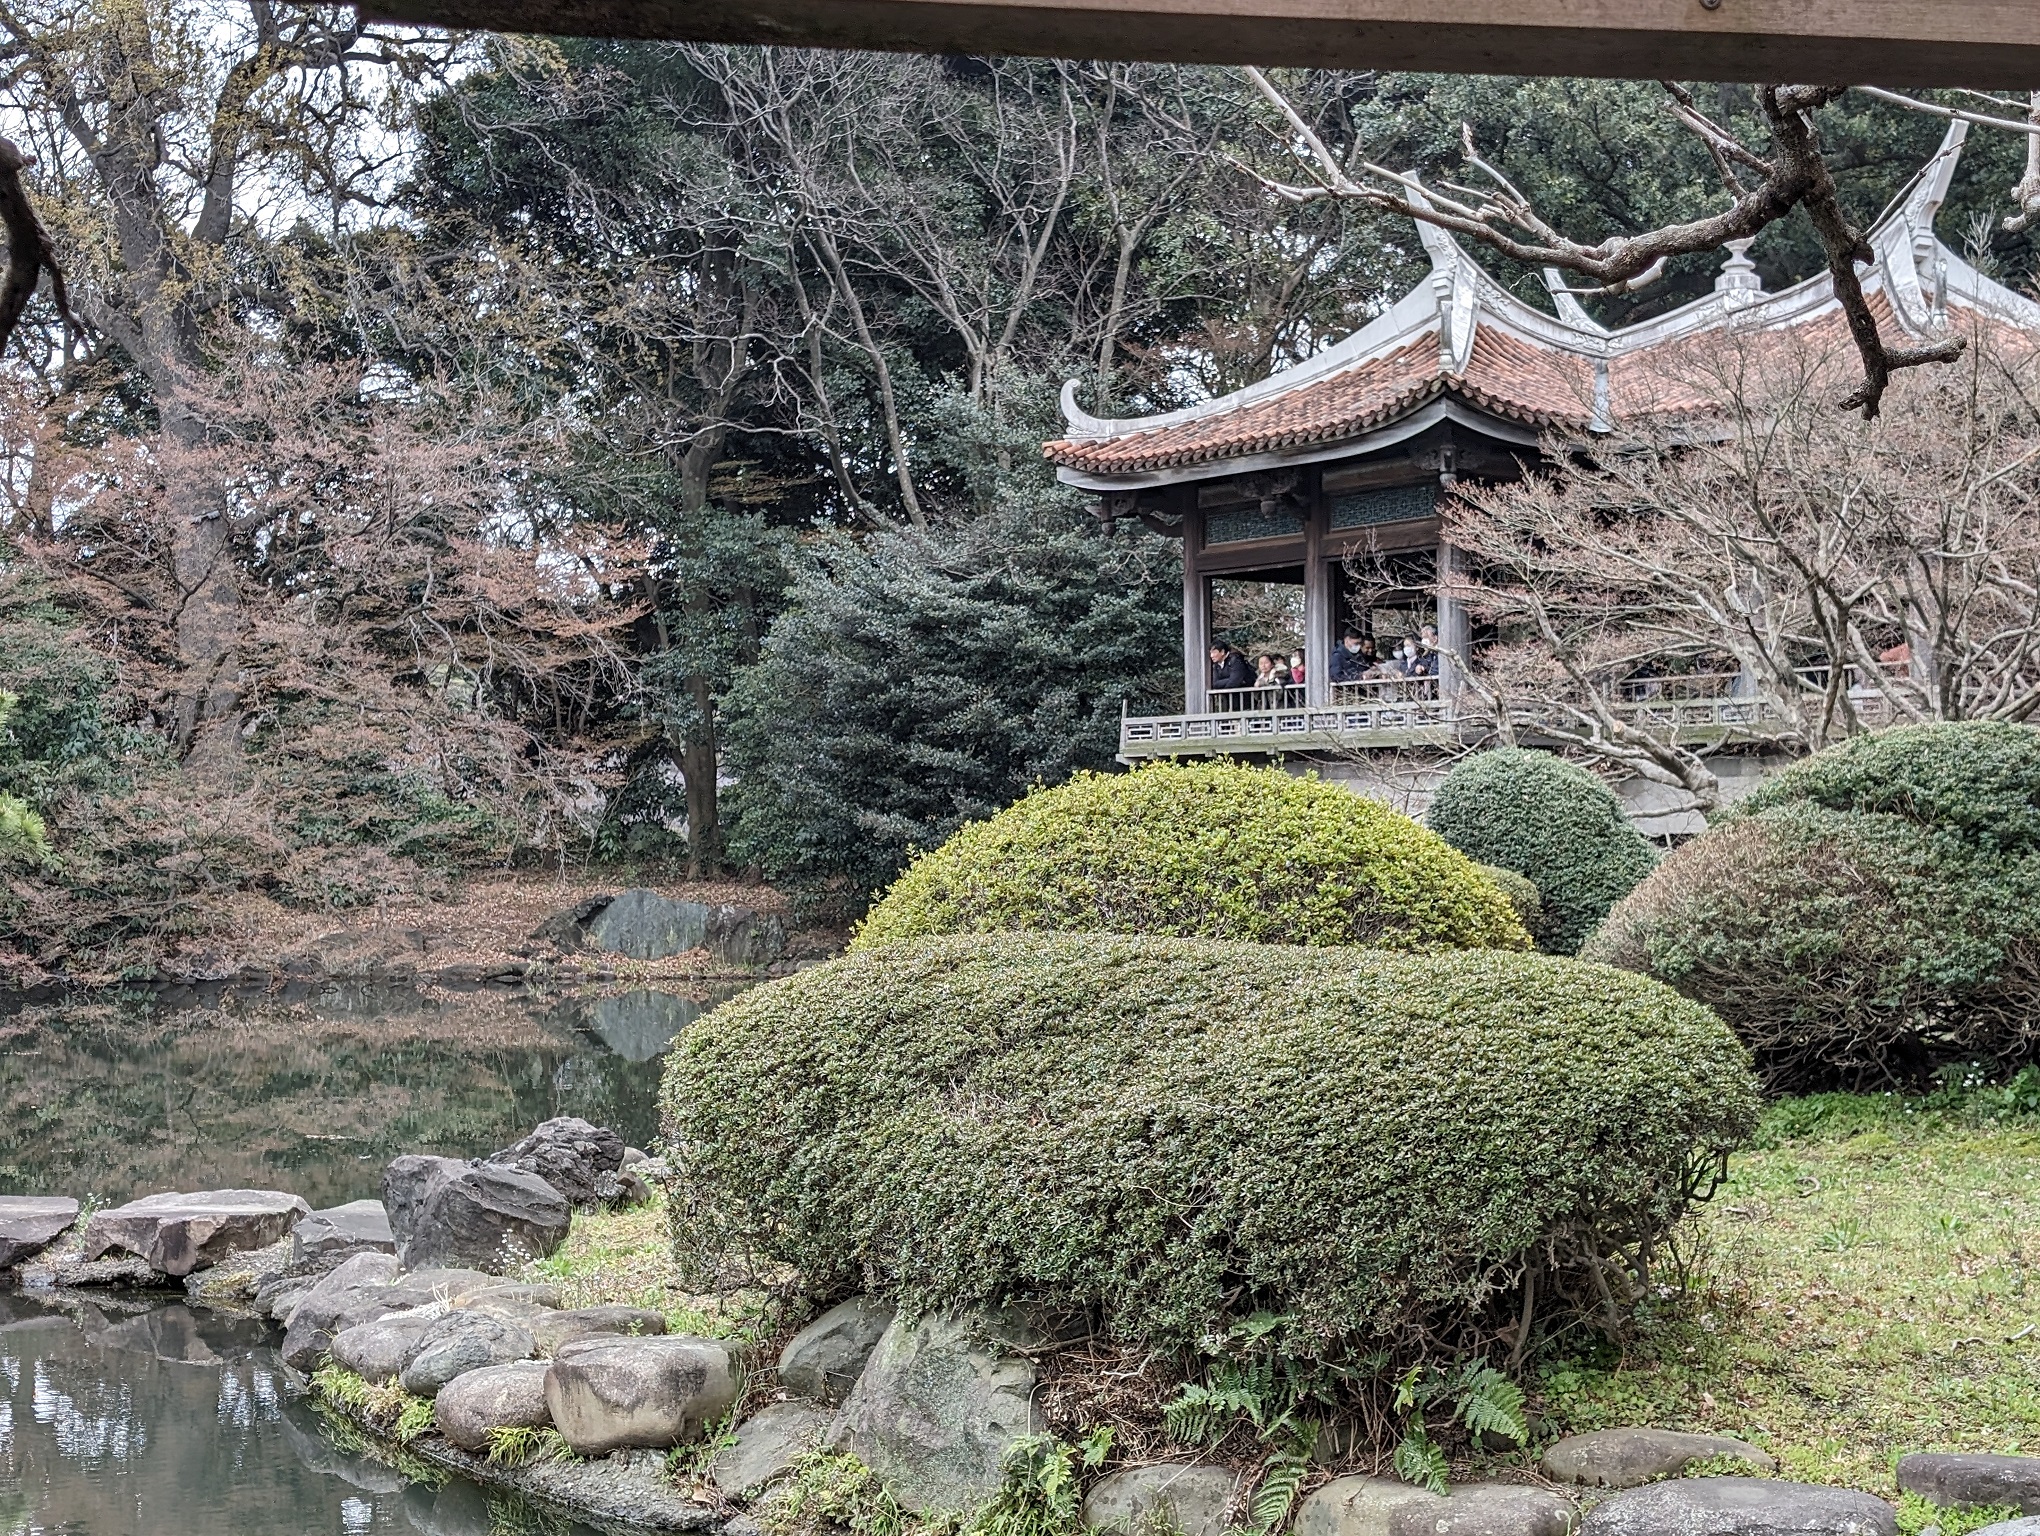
1715,238 -> 1763,312
1057,378 -> 1116,438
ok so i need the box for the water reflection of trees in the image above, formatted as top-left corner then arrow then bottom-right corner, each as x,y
0,1291 -> 594,1534
0,986 -> 737,1205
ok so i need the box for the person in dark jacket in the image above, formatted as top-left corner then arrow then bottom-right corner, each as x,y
1329,630 -> 1377,684
1208,642 -> 1252,698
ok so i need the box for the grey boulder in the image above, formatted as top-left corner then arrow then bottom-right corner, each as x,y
435,1360 -> 554,1453
279,1252 -> 404,1367
1294,1475 -> 1444,1536
384,1157 -> 570,1274
1082,1464 -> 1237,1536
330,1311 -> 443,1383
1974,1522 -> 2040,1535
0,1197 -> 79,1268
277,1254 -> 498,1371
399,1311 -> 537,1397
1543,1429 -> 1775,1489
382,1155 -> 465,1240
1580,1478 -> 1896,1536
1390,1483 -> 1573,1536
487,1117 -> 624,1209
779,1296 -> 896,1404
528,1305 -> 668,1356
292,1200 -> 395,1263
579,889 -> 787,966
82,1189 -> 311,1277
1898,1453 -> 2040,1514
545,1335 -> 738,1456
829,1309 -> 1043,1516
711,1400 -> 836,1496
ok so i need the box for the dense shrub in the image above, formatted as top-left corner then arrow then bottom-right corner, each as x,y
1587,723 -> 2040,1085
1472,862 -> 1543,935
1426,750 -> 1656,953
855,762 -> 1531,953
662,931 -> 1758,1359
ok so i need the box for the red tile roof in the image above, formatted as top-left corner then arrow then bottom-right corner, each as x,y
1045,293 -> 2032,478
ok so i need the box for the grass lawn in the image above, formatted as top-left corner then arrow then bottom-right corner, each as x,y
1537,1083 -> 2040,1506
522,1189 -> 780,1347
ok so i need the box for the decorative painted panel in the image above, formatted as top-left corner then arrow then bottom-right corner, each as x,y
1329,481 -> 1437,529
1205,504 -> 1305,545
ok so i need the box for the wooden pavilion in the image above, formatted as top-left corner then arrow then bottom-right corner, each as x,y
1043,123 -> 2040,794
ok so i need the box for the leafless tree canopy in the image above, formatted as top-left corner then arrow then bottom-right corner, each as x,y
1444,325 -> 2040,808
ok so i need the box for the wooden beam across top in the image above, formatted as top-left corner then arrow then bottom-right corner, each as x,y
365,0 -> 2040,87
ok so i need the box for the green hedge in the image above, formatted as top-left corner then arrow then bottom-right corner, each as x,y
661,932 -> 1757,1355
1586,723 -> 2040,1084
1427,750 -> 1656,954
854,762 -> 1530,953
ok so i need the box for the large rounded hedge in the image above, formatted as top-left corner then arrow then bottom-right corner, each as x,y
1586,722 -> 2040,1084
661,932 -> 1758,1353
1426,749 -> 1657,954
853,762 -> 1530,953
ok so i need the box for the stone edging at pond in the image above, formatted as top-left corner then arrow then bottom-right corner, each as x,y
16,1111 -> 2040,1536
315,1391 -> 725,1536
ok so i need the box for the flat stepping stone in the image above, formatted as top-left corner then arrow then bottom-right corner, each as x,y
0,1197 -> 79,1268
1294,1475 -> 1442,1536
1544,1428 -> 1775,1488
82,1189 -> 310,1278
527,1305 -> 667,1356
1899,1453 -> 2040,1515
1580,1477 -> 1896,1535
1390,1483 -> 1571,1536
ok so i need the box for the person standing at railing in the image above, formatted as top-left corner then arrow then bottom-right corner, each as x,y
1330,630 -> 1377,685
1254,653 -> 1286,691
1209,642 -> 1252,706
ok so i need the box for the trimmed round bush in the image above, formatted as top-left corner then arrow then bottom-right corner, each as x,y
854,762 -> 1530,953
662,931 -> 1758,1355
1426,749 -> 1657,954
1473,862 -> 1543,934
1587,722 -> 2040,1084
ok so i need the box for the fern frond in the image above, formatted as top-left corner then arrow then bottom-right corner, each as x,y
1451,1364 -> 1528,1445
1390,1428 -> 1450,1496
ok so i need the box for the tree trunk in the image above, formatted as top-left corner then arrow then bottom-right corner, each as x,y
680,672 -> 722,879
161,404 -> 246,776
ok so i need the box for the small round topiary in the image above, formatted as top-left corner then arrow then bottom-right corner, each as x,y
1586,722 -> 2040,1085
1426,749 -> 1657,954
853,762 -> 1530,953
662,931 -> 1758,1358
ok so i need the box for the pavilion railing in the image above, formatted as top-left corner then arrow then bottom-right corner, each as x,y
1123,663 -> 1907,756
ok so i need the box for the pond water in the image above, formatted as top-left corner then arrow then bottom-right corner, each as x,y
0,981 -> 741,1534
